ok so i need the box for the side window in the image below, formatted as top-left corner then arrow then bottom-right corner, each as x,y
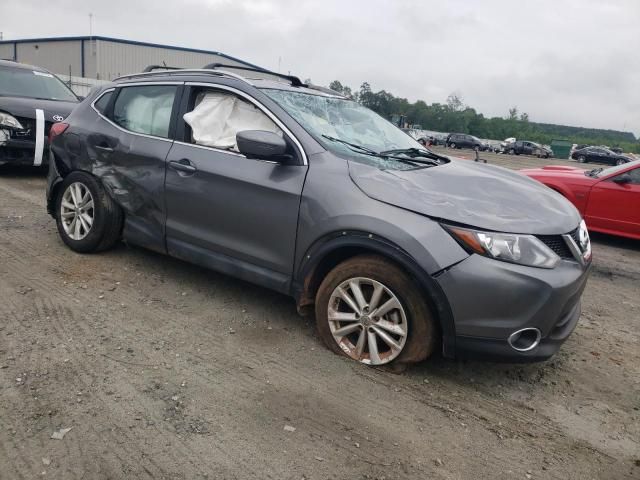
112,85 -> 177,138
625,168 -> 640,184
183,88 -> 282,151
94,91 -> 113,114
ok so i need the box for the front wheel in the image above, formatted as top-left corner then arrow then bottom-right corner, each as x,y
577,155 -> 587,163
55,171 -> 123,253
449,142 -> 456,149
315,255 -> 437,366
615,158 -> 626,166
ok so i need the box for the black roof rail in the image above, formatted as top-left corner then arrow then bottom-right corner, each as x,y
202,63 -> 306,87
142,64 -> 183,73
305,83 -> 345,97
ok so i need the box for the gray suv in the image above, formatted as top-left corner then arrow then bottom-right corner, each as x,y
46,65 -> 592,366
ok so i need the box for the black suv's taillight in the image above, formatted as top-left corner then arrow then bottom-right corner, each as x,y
48,122 -> 69,144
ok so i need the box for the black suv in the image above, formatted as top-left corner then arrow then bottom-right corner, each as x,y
0,60 -> 79,167
446,133 -> 485,150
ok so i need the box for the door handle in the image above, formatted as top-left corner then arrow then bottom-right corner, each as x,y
94,145 -> 114,152
169,159 -> 197,174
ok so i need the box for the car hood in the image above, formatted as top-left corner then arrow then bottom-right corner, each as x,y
0,96 -> 77,122
348,158 -> 581,235
521,165 -> 590,178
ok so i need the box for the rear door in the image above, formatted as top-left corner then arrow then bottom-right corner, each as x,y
585,166 -> 640,237
163,83 -> 308,292
88,82 -> 181,252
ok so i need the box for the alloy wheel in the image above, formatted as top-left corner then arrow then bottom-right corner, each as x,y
60,182 -> 94,241
327,277 -> 408,365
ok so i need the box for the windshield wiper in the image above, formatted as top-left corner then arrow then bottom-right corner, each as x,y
321,135 -> 438,167
378,148 -> 444,165
321,135 -> 381,156
585,167 -> 604,177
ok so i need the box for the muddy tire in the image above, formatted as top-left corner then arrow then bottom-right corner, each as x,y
315,255 -> 437,366
55,171 -> 123,253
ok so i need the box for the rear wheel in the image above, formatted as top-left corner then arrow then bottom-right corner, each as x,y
449,142 -> 456,149
509,148 -> 515,155
615,158 -> 626,166
55,171 -> 123,253
315,255 -> 437,366
577,155 -> 587,163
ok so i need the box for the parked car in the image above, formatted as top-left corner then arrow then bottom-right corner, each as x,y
483,139 -> 503,153
522,160 -> 640,240
505,140 -> 552,158
46,65 -> 591,366
446,133 -> 485,150
0,60 -> 79,167
570,146 -> 631,166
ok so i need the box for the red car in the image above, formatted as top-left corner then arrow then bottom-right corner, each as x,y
521,160 -> 640,240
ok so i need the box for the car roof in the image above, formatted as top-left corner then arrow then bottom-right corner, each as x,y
112,70 -> 348,99
0,59 -> 50,72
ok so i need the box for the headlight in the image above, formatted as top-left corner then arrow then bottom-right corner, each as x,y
444,225 -> 560,269
0,111 -> 23,130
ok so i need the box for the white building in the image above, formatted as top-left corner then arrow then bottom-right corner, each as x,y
0,36 -> 261,96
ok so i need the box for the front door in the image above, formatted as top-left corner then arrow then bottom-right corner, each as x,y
164,84 -> 308,292
585,166 -> 640,237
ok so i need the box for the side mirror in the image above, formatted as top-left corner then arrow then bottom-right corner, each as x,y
613,173 -> 632,184
236,130 -> 289,161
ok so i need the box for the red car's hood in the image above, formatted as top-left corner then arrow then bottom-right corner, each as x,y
521,165 -> 588,177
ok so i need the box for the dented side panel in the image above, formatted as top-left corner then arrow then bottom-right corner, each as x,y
50,89 -> 173,254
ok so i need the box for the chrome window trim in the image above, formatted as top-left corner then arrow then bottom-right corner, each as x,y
184,82 -> 308,166
173,140 -> 245,158
90,84 -> 181,143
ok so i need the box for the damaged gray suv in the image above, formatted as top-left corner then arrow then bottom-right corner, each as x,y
46,65 -> 592,366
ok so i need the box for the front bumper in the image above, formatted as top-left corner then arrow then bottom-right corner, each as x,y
0,138 -> 49,167
436,254 -> 591,362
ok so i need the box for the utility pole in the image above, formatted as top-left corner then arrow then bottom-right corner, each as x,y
89,13 -> 93,37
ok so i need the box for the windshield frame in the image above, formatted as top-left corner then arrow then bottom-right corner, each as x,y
593,159 -> 640,178
260,87 -> 446,170
0,65 -> 78,102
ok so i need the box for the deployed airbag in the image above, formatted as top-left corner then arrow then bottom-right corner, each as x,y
184,92 -> 281,150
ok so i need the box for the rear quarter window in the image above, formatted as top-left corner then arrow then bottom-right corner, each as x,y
94,91 -> 113,114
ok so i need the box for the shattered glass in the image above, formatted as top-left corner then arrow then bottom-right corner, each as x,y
262,89 -> 424,170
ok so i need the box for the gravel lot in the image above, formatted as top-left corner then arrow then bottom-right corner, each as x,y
1,151 -> 639,479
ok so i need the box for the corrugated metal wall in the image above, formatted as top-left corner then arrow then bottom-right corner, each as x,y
94,40 -> 251,80
13,40 -> 83,77
0,43 -> 14,60
1,38 -> 256,81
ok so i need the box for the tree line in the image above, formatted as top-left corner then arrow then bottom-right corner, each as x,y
327,80 -> 640,153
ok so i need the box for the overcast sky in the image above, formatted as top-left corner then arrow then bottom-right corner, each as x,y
3,0 -> 639,136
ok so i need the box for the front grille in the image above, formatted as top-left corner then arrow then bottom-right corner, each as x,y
569,227 -> 582,251
537,234 -> 573,260
12,117 -> 35,140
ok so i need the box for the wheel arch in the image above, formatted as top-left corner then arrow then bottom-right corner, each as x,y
293,231 -> 457,358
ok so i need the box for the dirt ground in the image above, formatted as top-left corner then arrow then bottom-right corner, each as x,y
0,151 -> 638,480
